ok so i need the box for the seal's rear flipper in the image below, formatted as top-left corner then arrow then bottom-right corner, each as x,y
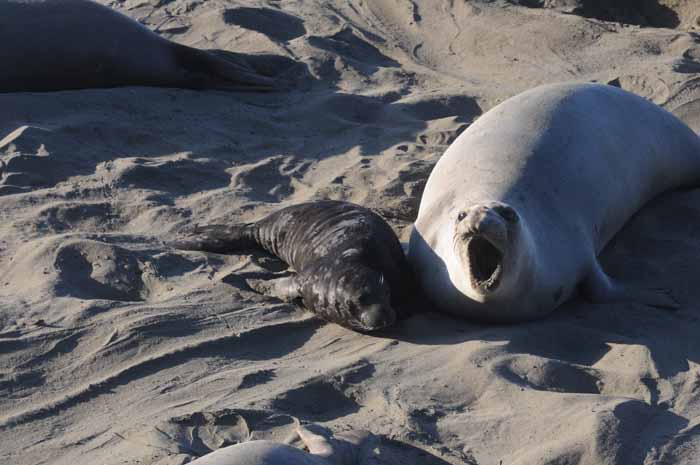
204,50 -> 281,91
172,44 -> 279,92
582,261 -> 680,310
169,223 -> 258,254
296,422 -> 376,465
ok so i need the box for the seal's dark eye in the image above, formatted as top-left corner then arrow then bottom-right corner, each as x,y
457,212 -> 467,221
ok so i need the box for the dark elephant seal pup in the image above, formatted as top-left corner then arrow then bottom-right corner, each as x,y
173,200 -> 415,332
0,0 -> 275,92
409,82 -> 700,322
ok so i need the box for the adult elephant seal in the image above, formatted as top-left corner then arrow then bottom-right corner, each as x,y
188,423 -> 376,465
0,0 -> 276,92
172,201 -> 415,332
409,82 -> 700,322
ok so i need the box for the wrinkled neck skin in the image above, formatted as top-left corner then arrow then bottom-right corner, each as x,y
443,212 -> 545,321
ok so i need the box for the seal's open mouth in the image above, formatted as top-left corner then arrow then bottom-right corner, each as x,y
467,235 -> 503,292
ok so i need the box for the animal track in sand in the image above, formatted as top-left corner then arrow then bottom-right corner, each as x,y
149,410 -> 251,458
332,360 -> 376,386
229,156 -> 311,202
140,409 -> 299,463
402,94 -> 481,122
238,369 -> 276,390
308,27 -> 400,69
319,93 -> 386,124
507,324 -> 612,367
29,202 -> 118,234
53,240 -> 146,302
0,125 -> 82,193
269,361 -> 375,423
272,378 -> 360,421
0,125 -> 56,155
497,356 -> 602,394
606,75 -> 670,104
594,399 -> 689,464
374,437 -> 460,465
661,77 -> 700,130
417,126 -> 469,147
372,159 -> 436,223
97,156 -> 230,196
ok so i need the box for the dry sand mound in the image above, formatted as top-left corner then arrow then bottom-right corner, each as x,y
2,1 -> 700,464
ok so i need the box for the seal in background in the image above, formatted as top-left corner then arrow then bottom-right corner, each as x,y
0,0 -> 278,92
173,200 -> 415,332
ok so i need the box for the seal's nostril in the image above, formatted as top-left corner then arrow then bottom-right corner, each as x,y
457,211 -> 467,221
494,205 -> 519,224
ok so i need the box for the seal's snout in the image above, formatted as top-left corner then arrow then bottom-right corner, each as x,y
358,304 -> 396,331
456,202 -> 519,294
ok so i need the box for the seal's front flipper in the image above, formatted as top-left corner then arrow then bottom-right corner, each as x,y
581,261 -> 680,310
247,275 -> 301,302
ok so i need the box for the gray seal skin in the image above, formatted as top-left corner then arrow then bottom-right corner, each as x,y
409,82 -> 700,322
173,200 -> 415,332
0,0 -> 276,92
188,423 -> 376,465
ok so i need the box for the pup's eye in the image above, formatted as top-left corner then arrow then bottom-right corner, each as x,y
457,212 -> 467,221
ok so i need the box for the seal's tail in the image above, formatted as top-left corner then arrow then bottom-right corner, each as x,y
169,223 -> 259,254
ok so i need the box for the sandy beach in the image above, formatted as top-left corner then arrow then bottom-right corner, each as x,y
3,1 -> 700,464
